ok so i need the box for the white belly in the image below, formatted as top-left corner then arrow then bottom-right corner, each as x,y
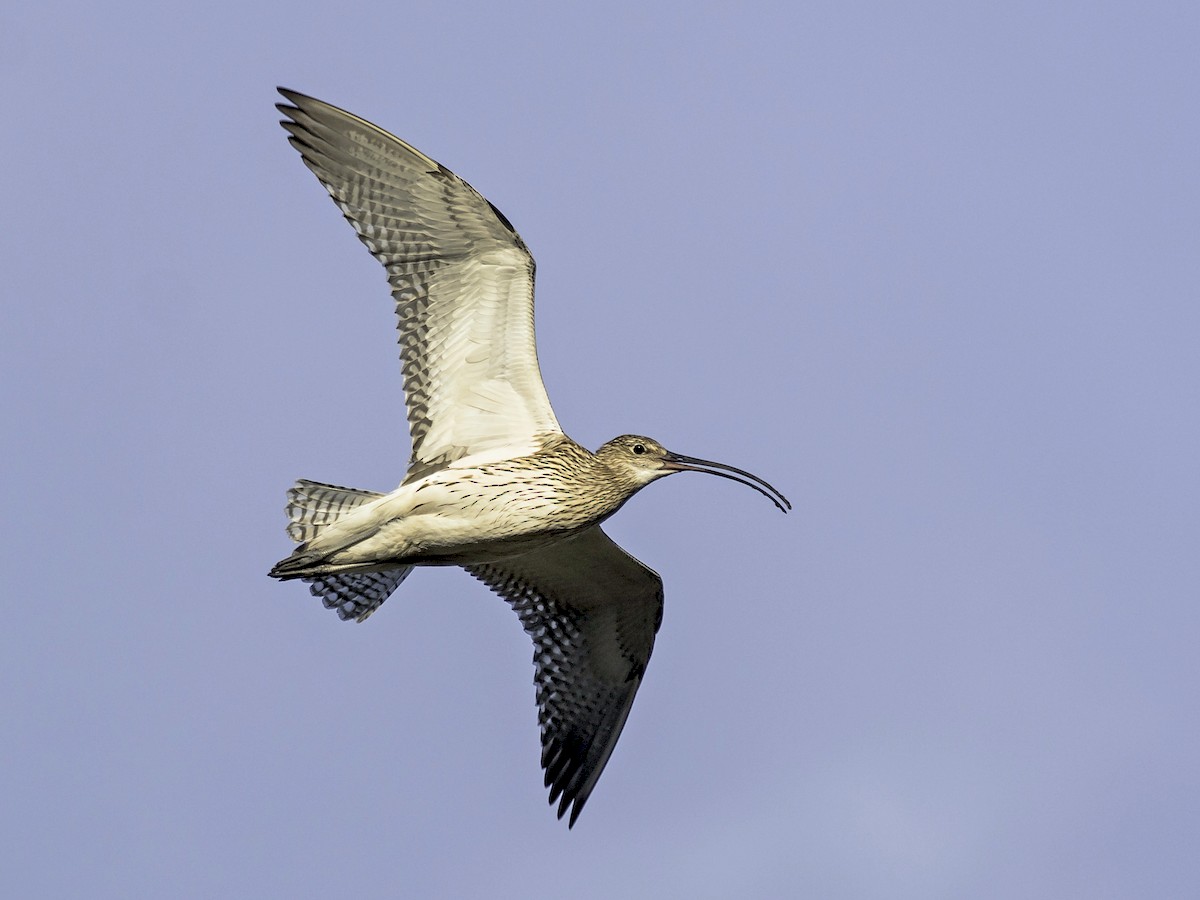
308,465 -> 612,570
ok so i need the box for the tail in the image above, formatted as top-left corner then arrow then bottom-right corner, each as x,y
285,479 -> 383,543
305,567 -> 414,622
272,479 -> 413,623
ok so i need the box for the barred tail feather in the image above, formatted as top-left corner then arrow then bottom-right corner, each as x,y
286,479 -> 383,543
304,567 -> 414,622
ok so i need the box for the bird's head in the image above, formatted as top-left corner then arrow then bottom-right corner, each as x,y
596,434 -> 791,512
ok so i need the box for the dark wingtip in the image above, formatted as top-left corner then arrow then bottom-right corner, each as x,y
555,791 -> 587,828
276,88 -> 320,121
276,89 -> 302,128
567,799 -> 584,828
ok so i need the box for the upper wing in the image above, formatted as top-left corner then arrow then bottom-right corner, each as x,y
466,526 -> 664,827
277,89 -> 562,475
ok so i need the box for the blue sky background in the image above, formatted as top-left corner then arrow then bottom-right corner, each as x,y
3,2 -> 1197,897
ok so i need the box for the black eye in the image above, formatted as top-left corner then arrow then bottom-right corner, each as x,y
632,443 -> 646,455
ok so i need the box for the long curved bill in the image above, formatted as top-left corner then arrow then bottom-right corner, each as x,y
663,452 -> 791,513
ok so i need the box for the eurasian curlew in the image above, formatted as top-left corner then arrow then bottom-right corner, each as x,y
269,89 -> 790,826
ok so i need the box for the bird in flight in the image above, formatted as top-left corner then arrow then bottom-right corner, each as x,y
269,89 -> 790,826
